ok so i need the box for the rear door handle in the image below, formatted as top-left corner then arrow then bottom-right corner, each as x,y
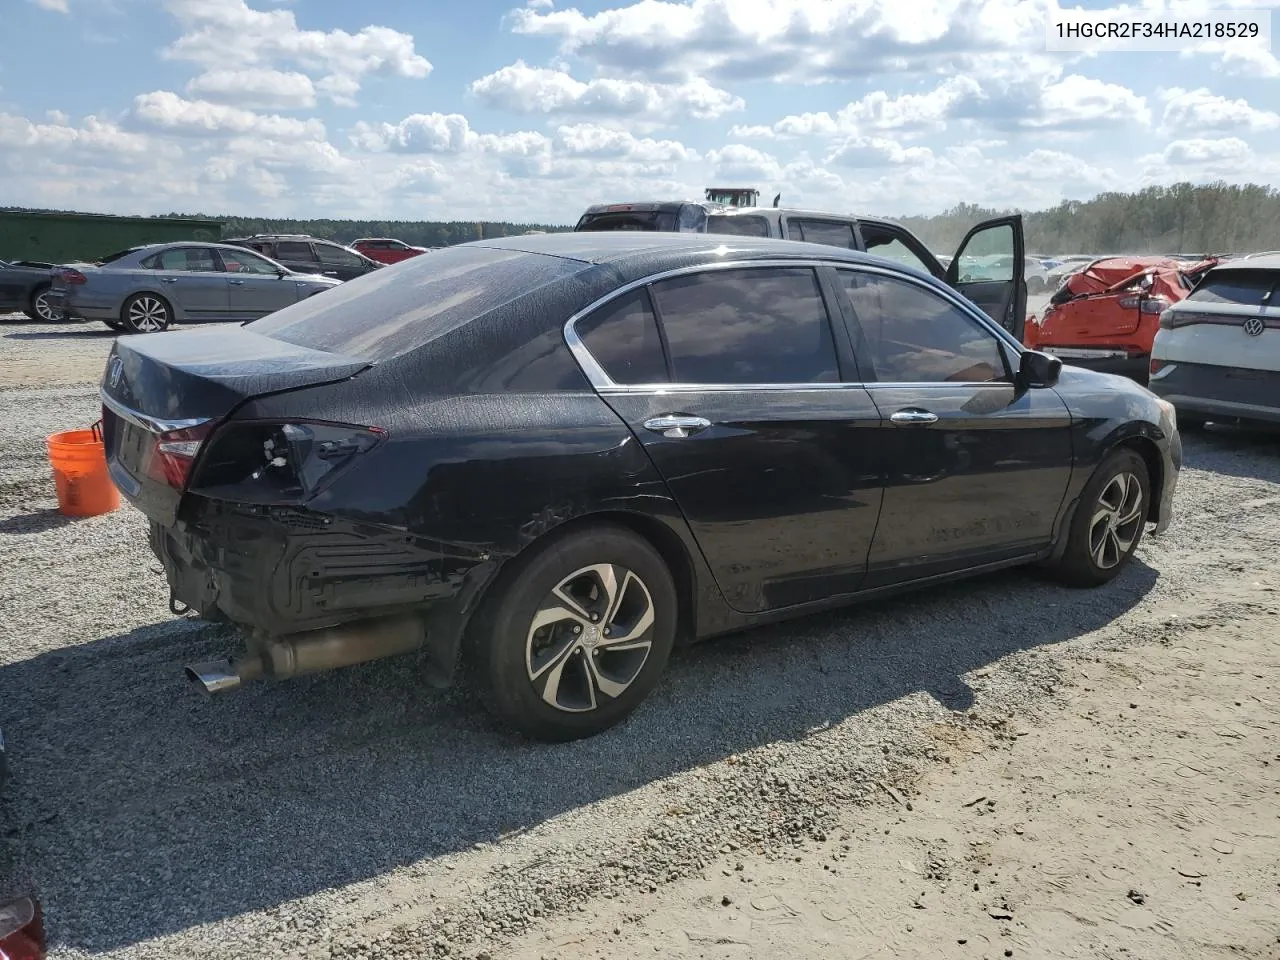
889,408 -> 939,425
229,279 -> 246,285
160,277 -> 179,284
643,415 -> 711,438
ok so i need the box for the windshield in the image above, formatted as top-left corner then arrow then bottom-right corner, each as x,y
1186,269 -> 1278,305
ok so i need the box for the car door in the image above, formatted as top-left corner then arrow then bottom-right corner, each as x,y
271,240 -> 322,276
145,247 -> 229,319
945,216 -> 1028,341
0,262 -> 27,311
217,247 -> 298,319
832,266 -> 1073,587
571,264 -> 885,613
315,241 -> 374,281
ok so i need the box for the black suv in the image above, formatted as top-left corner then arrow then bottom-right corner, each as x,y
224,235 -> 382,282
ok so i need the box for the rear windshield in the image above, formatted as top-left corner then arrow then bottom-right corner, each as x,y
576,211 -> 676,232
248,244 -> 583,361
1187,269 -> 1279,305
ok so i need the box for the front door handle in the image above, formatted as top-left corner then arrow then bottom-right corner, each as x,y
889,408 -> 939,425
229,279 -> 246,285
160,277 -> 178,284
643,415 -> 711,438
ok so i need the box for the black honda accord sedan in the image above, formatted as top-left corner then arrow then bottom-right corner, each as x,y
99,232 -> 1181,740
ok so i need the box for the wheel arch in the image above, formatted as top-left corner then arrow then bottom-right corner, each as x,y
1109,434 -> 1164,524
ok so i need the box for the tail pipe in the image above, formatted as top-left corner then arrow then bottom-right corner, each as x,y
185,615 -> 425,696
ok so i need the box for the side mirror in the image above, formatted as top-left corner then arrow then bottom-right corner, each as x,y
1018,349 -> 1061,388
277,268 -> 289,278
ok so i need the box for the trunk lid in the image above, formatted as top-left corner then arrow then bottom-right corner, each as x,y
100,326 -> 370,525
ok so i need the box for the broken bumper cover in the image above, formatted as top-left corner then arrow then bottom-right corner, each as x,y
153,497 -> 489,636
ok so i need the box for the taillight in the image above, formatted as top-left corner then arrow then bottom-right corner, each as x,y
1117,295 -> 1169,314
1160,309 -> 1214,330
1149,358 -> 1165,376
144,422 -> 218,490
59,268 -> 86,285
189,420 -> 386,502
0,897 -> 45,960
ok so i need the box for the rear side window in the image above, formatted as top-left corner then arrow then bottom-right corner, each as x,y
1187,270 -> 1278,305
316,243 -> 365,268
275,241 -> 317,261
650,267 -> 838,384
790,219 -> 856,249
576,289 -> 669,384
706,215 -> 770,237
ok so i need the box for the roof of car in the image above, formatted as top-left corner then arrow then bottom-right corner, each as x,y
1216,253 -> 1280,271
471,230 -> 912,271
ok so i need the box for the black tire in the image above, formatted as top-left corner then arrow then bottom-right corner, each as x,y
23,284 -> 59,322
102,319 -> 125,331
468,524 -> 677,741
1049,447 -> 1150,587
121,293 -> 172,334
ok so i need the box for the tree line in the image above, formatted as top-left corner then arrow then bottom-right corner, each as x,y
8,181 -> 1280,255
893,182 -> 1280,256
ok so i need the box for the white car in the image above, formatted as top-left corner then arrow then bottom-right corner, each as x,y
1149,255 -> 1279,428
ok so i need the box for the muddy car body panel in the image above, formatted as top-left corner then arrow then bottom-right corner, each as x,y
99,233 -> 1180,736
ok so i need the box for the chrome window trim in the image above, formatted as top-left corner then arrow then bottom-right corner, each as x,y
100,389 -> 211,434
563,258 -> 1027,392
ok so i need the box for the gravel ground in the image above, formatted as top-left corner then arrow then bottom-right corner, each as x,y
1,308 -> 1278,959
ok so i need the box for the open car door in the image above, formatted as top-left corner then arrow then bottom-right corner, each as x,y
945,215 -> 1027,341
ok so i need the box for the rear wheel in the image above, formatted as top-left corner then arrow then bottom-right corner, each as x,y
469,525 -> 677,741
121,293 -> 171,334
23,284 -> 59,322
1049,448 -> 1150,587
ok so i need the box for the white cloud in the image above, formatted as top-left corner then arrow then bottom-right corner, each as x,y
349,112 -> 473,153
509,0 -> 1047,84
163,0 -> 432,106
553,123 -> 696,162
468,61 -> 742,121
186,68 -> 317,109
130,91 -> 326,140
1160,87 -> 1280,134
1025,74 -> 1150,129
31,0 -> 69,12
705,144 -> 783,182
826,136 -> 935,168
1160,137 -> 1252,166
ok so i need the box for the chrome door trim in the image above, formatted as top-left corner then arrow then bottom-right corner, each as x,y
563,257 -> 1027,392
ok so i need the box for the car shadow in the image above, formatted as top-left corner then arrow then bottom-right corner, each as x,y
2,328 -> 115,341
0,509 -> 78,536
0,560 -> 1159,953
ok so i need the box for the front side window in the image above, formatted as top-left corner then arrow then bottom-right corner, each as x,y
790,219 -> 856,249
316,243 -> 365,268
649,267 -> 838,384
706,215 -> 771,238
839,271 -> 1007,383
148,247 -> 219,272
218,248 -> 282,275
575,289 -> 669,385
275,241 -> 317,262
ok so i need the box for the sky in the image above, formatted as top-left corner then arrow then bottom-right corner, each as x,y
1,0 -> 1278,225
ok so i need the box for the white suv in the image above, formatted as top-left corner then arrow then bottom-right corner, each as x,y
1149,255 -> 1280,428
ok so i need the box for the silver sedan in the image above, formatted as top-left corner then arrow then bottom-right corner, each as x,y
49,242 -> 343,334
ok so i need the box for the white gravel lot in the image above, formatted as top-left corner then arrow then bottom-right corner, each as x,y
0,310 -> 1277,959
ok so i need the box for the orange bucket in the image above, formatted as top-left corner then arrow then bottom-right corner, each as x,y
46,424 -> 120,517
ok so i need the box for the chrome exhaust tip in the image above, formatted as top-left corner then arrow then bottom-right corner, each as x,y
185,661 -> 244,696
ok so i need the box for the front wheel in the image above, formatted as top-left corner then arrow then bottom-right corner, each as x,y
121,293 -> 171,334
1049,448 -> 1150,587
469,525 -> 677,741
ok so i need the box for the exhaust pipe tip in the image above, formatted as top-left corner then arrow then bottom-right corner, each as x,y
185,661 -> 243,696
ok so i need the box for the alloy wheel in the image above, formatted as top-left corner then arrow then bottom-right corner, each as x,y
34,290 -> 59,322
525,563 -> 656,713
128,297 -> 168,332
1088,471 -> 1144,570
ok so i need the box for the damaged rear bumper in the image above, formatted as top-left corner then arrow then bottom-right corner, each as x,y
153,497 -> 498,684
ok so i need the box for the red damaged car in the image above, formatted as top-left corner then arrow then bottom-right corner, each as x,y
1024,255 -> 1217,381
